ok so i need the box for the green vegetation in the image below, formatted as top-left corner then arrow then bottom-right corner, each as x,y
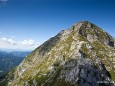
109,70 -> 115,83
78,35 -> 88,41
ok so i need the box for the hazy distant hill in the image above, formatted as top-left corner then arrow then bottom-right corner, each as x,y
0,50 -> 31,77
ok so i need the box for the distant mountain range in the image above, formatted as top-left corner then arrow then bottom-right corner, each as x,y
0,50 -> 31,77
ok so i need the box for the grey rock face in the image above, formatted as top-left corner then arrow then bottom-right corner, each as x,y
59,58 -> 112,86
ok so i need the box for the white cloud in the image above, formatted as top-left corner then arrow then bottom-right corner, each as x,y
0,37 -> 39,50
0,0 -> 8,6
20,40 -> 35,46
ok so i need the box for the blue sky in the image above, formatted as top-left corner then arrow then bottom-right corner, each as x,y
0,0 -> 115,50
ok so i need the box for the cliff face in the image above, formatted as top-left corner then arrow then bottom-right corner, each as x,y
1,21 -> 115,86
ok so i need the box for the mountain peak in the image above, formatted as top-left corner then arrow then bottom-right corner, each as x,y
74,20 -> 95,29
67,20 -> 114,47
81,20 -> 90,23
1,21 -> 115,86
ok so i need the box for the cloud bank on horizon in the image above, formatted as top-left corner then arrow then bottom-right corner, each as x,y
0,37 -> 39,50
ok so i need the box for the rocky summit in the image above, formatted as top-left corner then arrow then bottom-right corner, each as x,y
1,21 -> 115,86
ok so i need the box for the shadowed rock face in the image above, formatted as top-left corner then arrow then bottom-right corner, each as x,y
1,21 -> 115,86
